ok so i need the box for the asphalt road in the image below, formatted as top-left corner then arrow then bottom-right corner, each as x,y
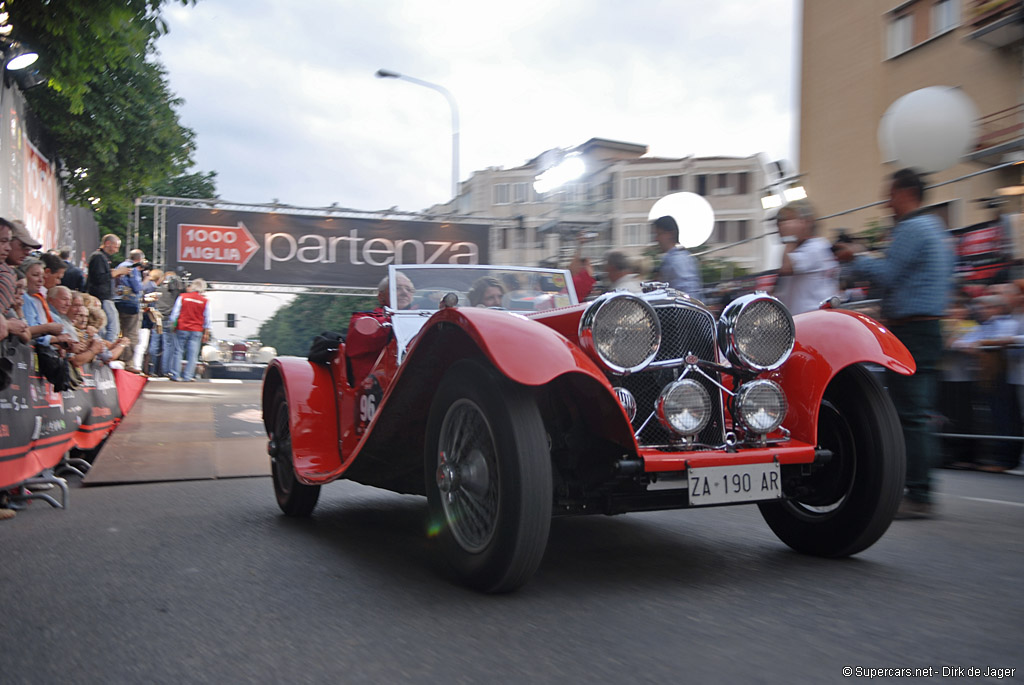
2,470 -> 1021,684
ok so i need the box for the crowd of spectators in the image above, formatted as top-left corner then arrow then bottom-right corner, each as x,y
938,281 -> 1024,475
1,218 -> 212,520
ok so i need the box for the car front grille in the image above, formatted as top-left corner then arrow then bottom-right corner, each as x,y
615,303 -> 724,448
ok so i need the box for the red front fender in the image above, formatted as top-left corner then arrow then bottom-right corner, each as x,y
427,307 -> 611,387
772,308 -> 915,445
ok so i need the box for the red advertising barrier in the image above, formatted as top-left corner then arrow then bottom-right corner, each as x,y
0,340 -> 146,489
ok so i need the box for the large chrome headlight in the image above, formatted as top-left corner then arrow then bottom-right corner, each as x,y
734,380 -> 788,434
717,293 -> 795,372
657,379 -> 711,436
579,292 -> 661,375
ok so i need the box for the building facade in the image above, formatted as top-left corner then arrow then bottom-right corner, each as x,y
800,0 -> 1023,235
430,138 -> 773,279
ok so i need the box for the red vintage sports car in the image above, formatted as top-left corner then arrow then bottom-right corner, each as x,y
262,264 -> 912,592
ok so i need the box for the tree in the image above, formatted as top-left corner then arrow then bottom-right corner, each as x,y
134,169 -> 218,258
8,1 -> 211,248
260,295 -> 378,357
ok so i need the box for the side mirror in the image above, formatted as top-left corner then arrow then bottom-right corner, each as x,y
819,295 -> 843,310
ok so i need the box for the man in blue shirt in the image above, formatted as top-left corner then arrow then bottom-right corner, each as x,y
114,248 -> 147,372
652,215 -> 702,299
835,168 -> 955,518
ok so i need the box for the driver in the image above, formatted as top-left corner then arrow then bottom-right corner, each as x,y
383,272 -> 416,311
469,277 -> 505,308
345,272 -> 416,383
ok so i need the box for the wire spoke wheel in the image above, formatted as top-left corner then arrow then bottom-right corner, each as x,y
436,399 -> 501,553
784,399 -> 857,517
425,360 -> 552,593
758,365 -> 905,557
269,388 -> 321,516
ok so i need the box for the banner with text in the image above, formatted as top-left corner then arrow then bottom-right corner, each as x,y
163,207 -> 491,287
0,340 -> 146,489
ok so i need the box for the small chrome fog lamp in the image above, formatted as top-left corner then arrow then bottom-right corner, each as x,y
613,387 -> 637,422
657,379 -> 711,437
734,380 -> 788,434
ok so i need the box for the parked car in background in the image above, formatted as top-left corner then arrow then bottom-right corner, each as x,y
203,339 -> 276,380
263,264 -> 913,592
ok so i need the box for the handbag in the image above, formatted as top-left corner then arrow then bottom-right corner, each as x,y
35,343 -> 77,392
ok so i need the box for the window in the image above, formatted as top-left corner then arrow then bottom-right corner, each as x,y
624,177 -> 642,199
711,221 -> 725,243
696,175 -> 707,196
736,172 -> 749,195
888,13 -> 914,58
736,220 -> 749,242
668,175 -> 682,192
494,183 -> 510,205
623,223 -> 648,246
932,0 -> 959,36
711,173 -> 734,196
558,183 -> 586,204
513,182 -> 529,204
645,176 -> 662,199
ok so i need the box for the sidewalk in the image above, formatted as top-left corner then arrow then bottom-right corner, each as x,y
83,379 -> 269,485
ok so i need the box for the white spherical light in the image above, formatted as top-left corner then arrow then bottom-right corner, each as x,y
647,192 -> 715,249
878,87 -> 979,173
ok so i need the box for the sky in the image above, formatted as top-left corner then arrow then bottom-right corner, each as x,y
156,0 -> 800,214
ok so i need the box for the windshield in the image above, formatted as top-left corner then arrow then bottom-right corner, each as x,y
387,265 -> 577,312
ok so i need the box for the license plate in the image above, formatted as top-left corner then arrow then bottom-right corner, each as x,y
687,462 -> 783,506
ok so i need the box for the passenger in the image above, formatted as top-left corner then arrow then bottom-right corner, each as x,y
469,277 -> 505,307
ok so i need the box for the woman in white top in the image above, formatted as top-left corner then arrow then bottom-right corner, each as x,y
772,199 -> 840,315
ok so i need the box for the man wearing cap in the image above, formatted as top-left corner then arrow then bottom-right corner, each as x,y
86,233 -> 131,343
1,218 -> 35,341
5,218 -> 40,268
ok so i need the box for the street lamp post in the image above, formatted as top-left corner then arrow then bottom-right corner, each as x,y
376,68 -> 460,201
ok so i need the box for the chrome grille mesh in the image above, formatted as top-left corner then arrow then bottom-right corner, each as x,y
615,304 -> 724,447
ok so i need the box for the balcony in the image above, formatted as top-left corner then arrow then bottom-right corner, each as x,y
965,0 -> 1024,47
968,103 -> 1024,163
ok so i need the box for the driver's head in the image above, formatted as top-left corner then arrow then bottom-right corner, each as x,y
377,272 -> 415,309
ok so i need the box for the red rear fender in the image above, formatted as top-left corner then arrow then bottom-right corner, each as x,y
262,357 -> 342,482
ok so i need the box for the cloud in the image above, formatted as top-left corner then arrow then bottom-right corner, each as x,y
158,0 -> 797,211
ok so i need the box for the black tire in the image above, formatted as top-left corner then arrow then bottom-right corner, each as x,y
269,387 -> 321,516
758,364 -> 905,557
425,359 -> 552,593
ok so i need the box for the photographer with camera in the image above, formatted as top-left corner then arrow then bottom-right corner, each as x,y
114,248 -> 149,373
